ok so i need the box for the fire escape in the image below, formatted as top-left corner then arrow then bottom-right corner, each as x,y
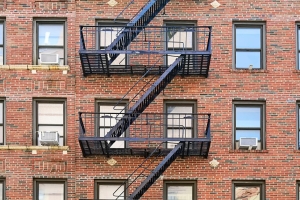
78,0 -> 212,199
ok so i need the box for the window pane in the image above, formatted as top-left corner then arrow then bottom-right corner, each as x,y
99,105 -> 125,126
0,102 -> 3,123
236,28 -> 261,49
167,185 -> 193,200
0,24 -> 3,45
298,29 -> 300,50
38,103 -> 64,124
167,27 -> 193,49
235,186 -> 260,200
236,107 -> 261,128
236,130 -> 261,140
0,47 -> 3,65
0,126 -> 3,144
0,182 -> 2,200
39,24 -> 64,46
99,129 -> 124,148
99,27 -> 123,47
38,183 -> 64,200
99,184 -> 124,200
236,51 -> 261,69
167,106 -> 193,114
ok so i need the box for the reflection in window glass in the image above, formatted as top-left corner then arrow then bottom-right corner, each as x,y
0,181 -> 3,200
99,184 -> 125,200
98,103 -> 126,148
166,104 -> 194,148
235,25 -> 263,69
0,23 -> 3,65
38,182 -> 64,200
36,102 -> 65,146
167,185 -> 193,200
234,105 -> 263,150
37,23 -> 64,65
235,186 -> 261,200
0,102 -> 3,144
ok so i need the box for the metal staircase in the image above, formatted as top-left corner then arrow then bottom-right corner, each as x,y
105,55 -> 186,148
107,0 -> 171,64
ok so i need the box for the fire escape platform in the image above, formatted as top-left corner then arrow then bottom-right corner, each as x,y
78,112 -> 211,158
79,25 -> 212,76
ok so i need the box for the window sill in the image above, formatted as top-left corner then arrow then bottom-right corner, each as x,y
230,69 -> 268,73
0,65 -> 69,71
229,149 -> 268,153
0,145 -> 69,150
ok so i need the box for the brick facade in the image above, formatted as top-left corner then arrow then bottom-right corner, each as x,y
0,0 -> 299,199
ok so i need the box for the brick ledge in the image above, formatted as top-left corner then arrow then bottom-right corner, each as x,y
0,145 -> 69,150
229,149 -> 268,153
0,65 -> 69,70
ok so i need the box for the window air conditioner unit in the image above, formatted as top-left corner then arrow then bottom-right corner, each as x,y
239,137 -> 258,150
40,53 -> 59,65
38,131 -> 60,146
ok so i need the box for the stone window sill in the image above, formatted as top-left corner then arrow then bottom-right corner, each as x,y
229,149 -> 268,153
0,65 -> 69,71
230,69 -> 269,73
0,145 -> 69,150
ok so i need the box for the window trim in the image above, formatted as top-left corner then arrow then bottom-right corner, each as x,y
33,179 -> 67,200
32,98 -> 67,146
232,101 -> 266,150
33,18 -> 67,65
164,21 -> 197,67
233,22 -> 266,69
0,19 -> 5,65
0,99 -> 5,145
94,179 -> 127,200
297,181 -> 300,200
96,19 -> 129,67
232,180 -> 265,200
297,103 -> 300,149
297,24 -> 300,70
163,180 -> 197,200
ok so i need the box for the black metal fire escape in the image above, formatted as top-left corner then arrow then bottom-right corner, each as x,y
78,0 -> 212,199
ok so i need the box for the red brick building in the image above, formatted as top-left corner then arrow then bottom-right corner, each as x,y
0,0 -> 300,199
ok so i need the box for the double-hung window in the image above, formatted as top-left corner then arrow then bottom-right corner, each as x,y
298,25 -> 300,69
0,179 -> 4,200
165,102 -> 196,148
234,23 -> 265,69
35,21 -> 65,65
0,100 -> 4,145
34,99 -> 66,146
0,21 -> 4,65
164,181 -> 197,200
166,23 -> 195,67
233,181 -> 265,200
95,180 -> 126,200
233,102 -> 265,150
97,101 -> 127,148
98,21 -> 127,66
34,179 -> 66,200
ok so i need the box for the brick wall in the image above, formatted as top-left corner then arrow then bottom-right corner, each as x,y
0,0 -> 299,199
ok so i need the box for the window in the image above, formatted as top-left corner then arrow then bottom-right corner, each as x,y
0,100 -> 4,145
96,101 -> 127,148
165,22 -> 195,66
233,23 -> 265,69
297,182 -> 300,200
298,25 -> 300,69
298,104 -> 300,149
34,179 -> 66,200
35,20 -> 65,65
233,102 -> 265,150
233,181 -> 265,200
33,99 -> 66,146
165,101 -> 196,148
0,21 -> 4,65
164,181 -> 197,200
0,179 -> 5,200
95,180 -> 126,200
98,21 -> 128,66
